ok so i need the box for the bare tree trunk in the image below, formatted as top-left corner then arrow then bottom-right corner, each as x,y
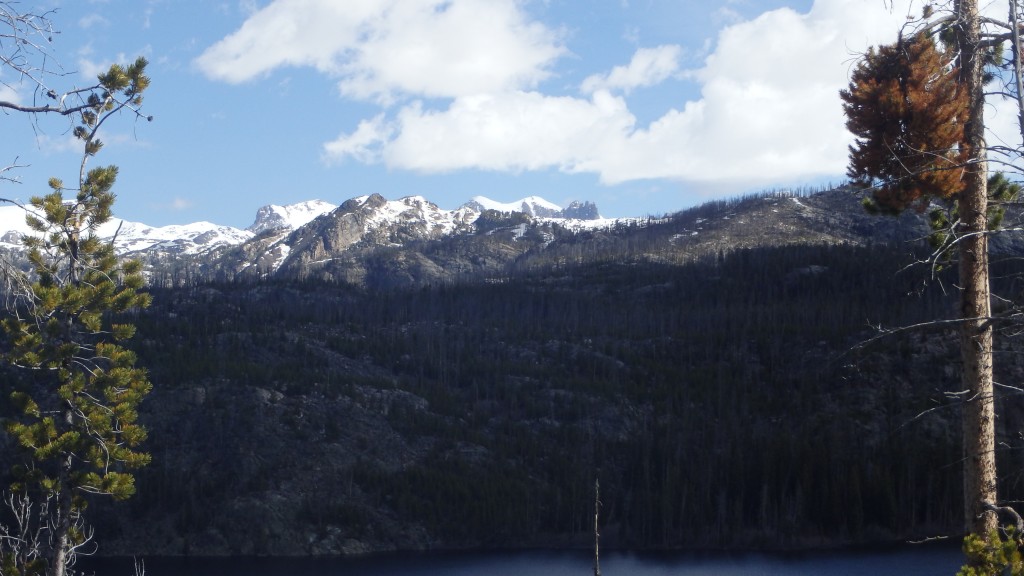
593,478 -> 601,576
955,0 -> 998,539
1010,0 -> 1024,143
44,404 -> 79,576
47,462 -> 72,576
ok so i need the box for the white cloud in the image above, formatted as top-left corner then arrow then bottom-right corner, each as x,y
326,0 -> 915,188
196,0 -> 369,83
381,91 -> 635,173
78,54 -> 121,81
323,114 -> 394,164
0,83 -> 21,105
170,197 -> 193,211
196,0 -> 566,102
36,134 -> 81,155
986,93 -> 1024,173
76,48 -> 144,83
979,3 -> 1024,170
580,45 -> 682,95
712,7 -> 743,26
78,14 -> 110,29
35,131 -> 147,158
238,0 -> 260,15
76,44 -> 112,80
221,0 -> 1014,194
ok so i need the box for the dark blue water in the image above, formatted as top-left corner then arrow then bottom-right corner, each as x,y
79,545 -> 965,576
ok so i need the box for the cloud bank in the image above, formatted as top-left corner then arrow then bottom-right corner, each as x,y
195,0 -> 564,101
198,0 -> 938,192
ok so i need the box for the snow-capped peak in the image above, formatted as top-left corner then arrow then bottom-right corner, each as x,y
99,219 -> 254,256
347,194 -> 477,238
0,193 -> 610,278
0,203 -> 254,256
248,200 -> 337,234
465,195 -> 564,218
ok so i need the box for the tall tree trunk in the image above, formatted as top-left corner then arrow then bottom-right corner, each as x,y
955,0 -> 998,538
1010,0 -> 1024,142
593,478 -> 601,576
47,454 -> 73,576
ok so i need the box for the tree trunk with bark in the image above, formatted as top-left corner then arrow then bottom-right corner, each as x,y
954,0 -> 998,538
593,478 -> 601,576
47,410 -> 75,576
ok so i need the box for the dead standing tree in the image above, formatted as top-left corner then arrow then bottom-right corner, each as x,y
842,0 -> 999,544
593,478 -> 601,576
952,0 -> 998,541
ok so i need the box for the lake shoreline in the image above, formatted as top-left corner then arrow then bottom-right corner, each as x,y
81,538 -> 963,561
77,543 -> 967,576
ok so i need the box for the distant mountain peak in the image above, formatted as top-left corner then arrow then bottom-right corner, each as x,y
0,191 -> 611,285
463,195 -> 600,220
248,199 -> 337,234
563,200 -> 601,220
335,194 -> 478,240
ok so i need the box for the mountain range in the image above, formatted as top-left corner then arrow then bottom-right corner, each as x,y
0,184 -> 965,290
0,194 -> 610,284
9,185 -> 1024,557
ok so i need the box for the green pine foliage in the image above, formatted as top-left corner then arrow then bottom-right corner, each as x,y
0,57 -> 152,575
928,173 -> 1021,252
959,530 -> 1024,576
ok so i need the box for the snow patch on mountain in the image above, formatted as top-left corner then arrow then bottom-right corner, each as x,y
248,200 -> 337,234
0,193 -> 616,274
100,220 -> 254,256
273,243 -> 291,270
349,195 -> 479,239
463,196 -> 605,222
0,204 -> 253,256
0,205 -> 32,247
466,195 -> 563,218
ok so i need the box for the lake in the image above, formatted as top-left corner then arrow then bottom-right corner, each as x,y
79,544 -> 966,576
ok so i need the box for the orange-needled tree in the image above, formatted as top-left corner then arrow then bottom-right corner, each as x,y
841,0 -> 999,552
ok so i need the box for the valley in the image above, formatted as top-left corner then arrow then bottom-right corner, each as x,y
18,185 -> 1019,556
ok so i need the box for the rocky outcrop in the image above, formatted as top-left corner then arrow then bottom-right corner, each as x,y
562,200 -> 600,220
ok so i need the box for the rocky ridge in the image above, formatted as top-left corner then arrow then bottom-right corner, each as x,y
0,193 -> 614,285
0,186 -> 952,288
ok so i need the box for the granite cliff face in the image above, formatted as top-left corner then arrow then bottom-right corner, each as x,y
275,195 -> 480,281
246,200 -> 338,235
186,193 -> 613,286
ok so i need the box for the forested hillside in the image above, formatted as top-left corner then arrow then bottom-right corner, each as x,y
66,237 -> 1024,555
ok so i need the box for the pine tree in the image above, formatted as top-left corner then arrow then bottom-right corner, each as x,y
1,57 -> 152,576
841,31 -> 968,214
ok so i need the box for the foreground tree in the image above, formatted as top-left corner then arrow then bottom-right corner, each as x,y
0,57 -> 153,576
950,0 -> 998,542
841,0 -> 998,547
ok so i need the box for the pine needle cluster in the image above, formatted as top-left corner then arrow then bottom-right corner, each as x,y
0,57 -> 152,576
841,32 -> 968,214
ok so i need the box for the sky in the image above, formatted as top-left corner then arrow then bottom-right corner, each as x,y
0,0 -> 1017,229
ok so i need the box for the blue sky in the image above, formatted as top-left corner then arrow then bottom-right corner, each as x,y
0,0 -> 1001,229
